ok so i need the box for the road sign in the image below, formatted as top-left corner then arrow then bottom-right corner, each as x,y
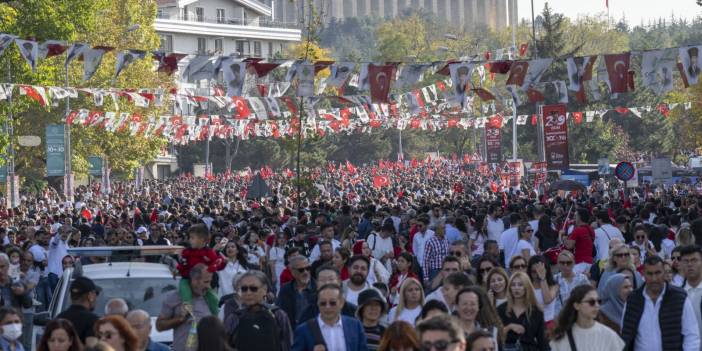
598,158 -> 610,175
615,161 -> 636,181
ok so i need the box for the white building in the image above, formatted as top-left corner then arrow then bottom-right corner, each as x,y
155,0 -> 302,64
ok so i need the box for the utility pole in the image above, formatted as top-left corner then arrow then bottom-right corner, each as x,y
5,61 -> 17,208
511,3 -> 518,161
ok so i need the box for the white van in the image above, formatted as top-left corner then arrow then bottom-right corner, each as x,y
33,246 -> 182,350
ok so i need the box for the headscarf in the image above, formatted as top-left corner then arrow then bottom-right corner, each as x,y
599,273 -> 628,323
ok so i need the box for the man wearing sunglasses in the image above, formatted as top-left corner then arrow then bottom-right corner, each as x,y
417,314 -> 466,351
291,283 -> 368,351
277,256 -> 316,327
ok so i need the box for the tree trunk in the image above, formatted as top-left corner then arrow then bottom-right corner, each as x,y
224,137 -> 240,171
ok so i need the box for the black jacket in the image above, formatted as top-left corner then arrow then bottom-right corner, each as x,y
276,280 -> 316,327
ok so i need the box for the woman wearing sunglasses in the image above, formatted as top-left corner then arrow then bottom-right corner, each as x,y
516,224 -> 537,261
554,251 -> 589,316
597,244 -> 642,297
550,285 -> 624,350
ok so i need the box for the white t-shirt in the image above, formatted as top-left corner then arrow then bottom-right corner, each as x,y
413,230 -> 435,268
594,224 -> 624,261
309,239 -> 341,262
516,239 -> 536,257
344,282 -> 371,306
367,233 -> 394,260
387,305 -> 422,325
499,227 -> 519,267
549,322 -> 625,351
486,216 -> 505,242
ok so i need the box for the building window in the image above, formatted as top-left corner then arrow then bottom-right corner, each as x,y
243,11 -> 248,24
197,38 -> 207,53
268,42 -> 273,58
254,41 -> 261,57
214,38 -> 223,53
236,41 -> 244,55
159,35 -> 173,52
196,7 -> 204,22
181,6 -> 188,20
217,9 -> 225,23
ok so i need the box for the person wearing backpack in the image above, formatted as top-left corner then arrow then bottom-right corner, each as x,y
224,270 -> 293,351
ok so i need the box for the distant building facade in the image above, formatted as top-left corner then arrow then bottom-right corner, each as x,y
275,0 -> 517,30
155,0 -> 301,61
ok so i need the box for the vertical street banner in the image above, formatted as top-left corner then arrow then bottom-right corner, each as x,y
88,156 -> 103,176
485,125 -> 502,164
542,104 -> 570,170
45,124 -> 65,176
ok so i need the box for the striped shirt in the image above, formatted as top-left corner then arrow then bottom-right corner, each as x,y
363,324 -> 386,351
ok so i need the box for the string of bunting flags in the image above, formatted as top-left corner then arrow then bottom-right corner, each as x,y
2,32 -> 702,107
62,100 -> 689,144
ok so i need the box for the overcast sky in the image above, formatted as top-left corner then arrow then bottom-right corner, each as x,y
518,0 -> 701,26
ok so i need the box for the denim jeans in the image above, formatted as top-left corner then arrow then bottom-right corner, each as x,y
21,311 -> 33,351
35,277 -> 52,312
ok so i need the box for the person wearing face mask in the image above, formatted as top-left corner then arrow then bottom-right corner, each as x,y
0,307 -> 24,351
55,276 -> 101,346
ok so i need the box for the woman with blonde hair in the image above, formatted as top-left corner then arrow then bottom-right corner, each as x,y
677,225 -> 695,247
497,272 -> 547,351
387,278 -> 424,325
598,244 -> 642,297
486,267 -> 510,308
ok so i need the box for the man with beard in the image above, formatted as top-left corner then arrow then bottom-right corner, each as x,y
343,255 -> 372,306
310,240 -> 334,276
55,276 -> 101,345
309,223 -> 340,262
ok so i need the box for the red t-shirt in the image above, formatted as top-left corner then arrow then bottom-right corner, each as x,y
568,225 -> 595,264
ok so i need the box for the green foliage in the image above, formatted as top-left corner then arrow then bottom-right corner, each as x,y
0,0 -> 173,182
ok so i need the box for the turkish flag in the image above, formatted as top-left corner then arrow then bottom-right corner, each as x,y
526,87 -> 545,103
519,43 -> 529,56
373,175 -> 390,188
615,106 -> 629,115
604,53 -> 631,93
346,160 -> 357,174
489,61 -> 513,74
369,64 -> 395,103
487,116 -> 503,129
249,62 -> 281,77
490,181 -> 499,193
506,61 -> 529,86
531,114 -> 537,126
657,103 -> 670,117
572,111 -> 583,124
232,97 -> 251,119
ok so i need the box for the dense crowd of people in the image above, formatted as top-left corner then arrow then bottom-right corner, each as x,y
0,160 -> 701,350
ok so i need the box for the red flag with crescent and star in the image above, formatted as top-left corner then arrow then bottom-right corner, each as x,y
604,53 -> 631,94
373,175 -> 390,188
506,61 -> 529,86
231,97 -> 251,119
369,64 -> 396,103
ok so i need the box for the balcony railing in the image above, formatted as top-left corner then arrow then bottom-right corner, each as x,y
157,13 -> 300,29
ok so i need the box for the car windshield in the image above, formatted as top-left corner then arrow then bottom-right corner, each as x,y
62,277 -> 179,317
